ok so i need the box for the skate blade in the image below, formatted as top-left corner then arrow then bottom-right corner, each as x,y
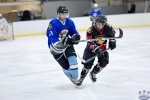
75,85 -> 82,89
89,73 -> 95,84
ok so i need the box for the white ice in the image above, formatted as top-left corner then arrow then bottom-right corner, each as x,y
0,27 -> 150,100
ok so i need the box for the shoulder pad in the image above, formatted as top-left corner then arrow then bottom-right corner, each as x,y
106,23 -> 112,28
87,27 -> 92,33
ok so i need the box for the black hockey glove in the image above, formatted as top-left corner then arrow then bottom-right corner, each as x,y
71,34 -> 81,44
62,34 -> 80,45
109,39 -> 116,50
90,44 -> 104,57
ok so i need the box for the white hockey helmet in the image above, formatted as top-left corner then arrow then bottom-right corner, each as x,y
94,4 -> 98,8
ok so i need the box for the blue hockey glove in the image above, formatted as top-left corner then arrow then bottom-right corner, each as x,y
109,39 -> 116,50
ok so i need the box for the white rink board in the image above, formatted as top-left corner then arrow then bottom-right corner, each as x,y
12,13 -> 150,36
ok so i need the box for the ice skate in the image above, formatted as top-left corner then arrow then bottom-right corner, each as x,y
89,71 -> 97,83
69,76 -> 80,86
76,75 -> 85,86
69,76 -> 75,84
73,79 -> 81,86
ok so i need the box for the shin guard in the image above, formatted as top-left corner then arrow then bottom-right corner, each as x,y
93,63 -> 103,74
81,67 -> 90,77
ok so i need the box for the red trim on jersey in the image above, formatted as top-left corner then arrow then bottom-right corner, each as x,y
99,28 -> 104,35
86,35 -> 92,40
99,44 -> 106,50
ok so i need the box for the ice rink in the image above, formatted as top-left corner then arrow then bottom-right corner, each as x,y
0,27 -> 150,100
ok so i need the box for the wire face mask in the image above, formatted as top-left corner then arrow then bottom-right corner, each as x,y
58,13 -> 69,19
95,22 -> 104,30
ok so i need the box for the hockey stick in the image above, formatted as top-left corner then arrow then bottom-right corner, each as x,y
78,48 -> 110,63
74,28 -> 123,43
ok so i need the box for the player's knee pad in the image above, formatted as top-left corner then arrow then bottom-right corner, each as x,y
98,55 -> 109,68
93,63 -> 103,74
68,56 -> 77,66
100,60 -> 108,68
63,69 -> 71,78
84,64 -> 92,69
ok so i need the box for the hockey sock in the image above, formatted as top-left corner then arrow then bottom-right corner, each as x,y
68,56 -> 78,79
63,69 -> 71,78
70,68 -> 78,79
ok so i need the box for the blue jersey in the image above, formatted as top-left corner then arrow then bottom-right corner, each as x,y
46,18 -> 79,53
89,9 -> 102,17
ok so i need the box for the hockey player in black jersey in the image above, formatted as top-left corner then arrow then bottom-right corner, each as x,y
77,15 -> 116,86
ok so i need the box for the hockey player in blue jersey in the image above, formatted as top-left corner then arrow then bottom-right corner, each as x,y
46,5 -> 81,85
89,4 -> 102,22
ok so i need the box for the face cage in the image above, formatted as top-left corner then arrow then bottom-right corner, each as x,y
94,22 -> 105,30
94,21 -> 106,26
57,12 -> 69,18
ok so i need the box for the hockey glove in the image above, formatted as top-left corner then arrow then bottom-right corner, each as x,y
72,34 -> 81,44
90,17 -> 93,21
90,45 -> 104,57
109,39 -> 116,50
62,34 -> 80,45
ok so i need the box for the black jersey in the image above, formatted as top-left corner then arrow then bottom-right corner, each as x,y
86,23 -> 115,50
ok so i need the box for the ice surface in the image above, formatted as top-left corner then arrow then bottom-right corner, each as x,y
0,27 -> 150,100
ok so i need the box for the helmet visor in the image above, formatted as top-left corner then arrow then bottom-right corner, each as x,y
58,13 -> 69,19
